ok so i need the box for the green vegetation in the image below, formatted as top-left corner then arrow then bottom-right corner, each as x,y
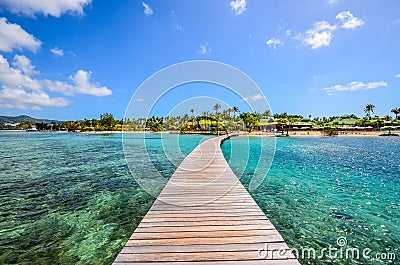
391,108 -> 400,120
2,103 -> 399,134
239,112 -> 259,133
364,104 -> 376,120
325,127 -> 338,137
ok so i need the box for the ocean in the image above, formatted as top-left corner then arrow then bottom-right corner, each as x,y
0,132 -> 399,264
222,136 -> 400,264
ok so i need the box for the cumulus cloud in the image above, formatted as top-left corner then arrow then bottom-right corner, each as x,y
302,21 -> 336,49
69,70 -> 112,96
13,55 -> 39,75
0,54 -> 68,109
0,0 -> 92,17
50,47 -> 64,57
396,74 -> 400,78
0,17 -> 41,52
336,11 -> 364,29
230,0 -> 247,15
0,88 -> 69,110
328,0 -> 338,4
142,2 -> 153,16
298,11 -> 364,49
266,38 -> 284,50
323,81 -> 388,95
244,94 -> 264,101
0,54 -> 41,90
0,55 -> 111,110
45,70 -> 112,96
199,43 -> 211,55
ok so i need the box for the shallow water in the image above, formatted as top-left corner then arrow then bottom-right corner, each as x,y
1,132 -> 399,264
222,136 -> 400,264
0,132 -> 207,264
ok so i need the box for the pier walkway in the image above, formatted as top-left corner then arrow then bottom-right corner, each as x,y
113,135 -> 300,264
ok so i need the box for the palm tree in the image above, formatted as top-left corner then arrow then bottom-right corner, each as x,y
364,104 -> 376,120
391,108 -> 400,120
263,109 -> 271,119
233,106 -> 239,119
213,103 -> 221,112
213,103 -> 221,135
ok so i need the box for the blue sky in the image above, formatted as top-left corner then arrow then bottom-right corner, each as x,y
0,0 -> 399,120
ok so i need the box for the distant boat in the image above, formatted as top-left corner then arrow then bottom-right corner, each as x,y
26,127 -> 38,132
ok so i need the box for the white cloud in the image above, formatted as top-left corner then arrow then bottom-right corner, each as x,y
266,38 -> 284,50
199,43 -> 211,55
0,88 -> 70,109
43,80 -> 74,96
396,74 -> 400,78
244,94 -> 264,101
230,0 -> 247,15
0,54 -> 41,90
142,2 -> 153,16
176,23 -> 183,31
302,20 -> 337,49
297,11 -> 364,50
328,0 -> 338,4
0,0 -> 92,17
45,70 -> 112,96
323,81 -> 388,95
13,55 -> 39,75
0,17 -> 41,52
69,70 -> 112,96
0,55 -> 111,110
50,47 -> 64,57
336,11 -> 364,29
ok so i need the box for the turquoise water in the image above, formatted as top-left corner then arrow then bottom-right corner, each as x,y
1,132 -> 399,264
222,136 -> 400,264
0,132 -> 208,264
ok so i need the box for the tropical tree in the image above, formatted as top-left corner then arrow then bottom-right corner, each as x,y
213,103 -> 221,115
146,116 -> 163,131
263,109 -> 271,119
190,109 -> 195,123
232,106 -> 239,119
391,108 -> 400,120
364,104 -> 376,120
100,112 -> 116,129
239,112 -> 259,133
213,103 -> 221,135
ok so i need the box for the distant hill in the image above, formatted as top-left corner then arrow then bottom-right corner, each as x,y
0,115 -> 63,124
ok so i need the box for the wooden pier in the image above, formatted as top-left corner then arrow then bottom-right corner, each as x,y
113,135 -> 300,264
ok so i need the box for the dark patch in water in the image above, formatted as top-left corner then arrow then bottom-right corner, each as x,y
330,211 -> 354,221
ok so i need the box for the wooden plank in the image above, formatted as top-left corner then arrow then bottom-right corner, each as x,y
130,229 -> 280,240
137,219 -> 274,228
115,259 -> 300,265
113,136 -> 300,264
114,250 -> 295,262
134,224 -> 276,233
124,235 -> 286,247
120,242 -> 289,254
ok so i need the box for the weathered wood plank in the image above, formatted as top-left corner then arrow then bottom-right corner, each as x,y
120,242 -> 289,254
114,260 -> 300,265
124,235 -> 286,247
115,250 -> 295,262
113,136 -> 300,264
